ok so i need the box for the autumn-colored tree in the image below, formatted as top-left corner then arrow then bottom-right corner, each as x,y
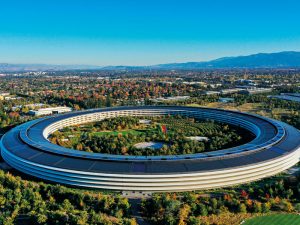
178,204 -> 190,225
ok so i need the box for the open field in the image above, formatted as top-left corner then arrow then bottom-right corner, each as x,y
243,214 -> 300,225
188,102 -> 292,118
187,102 -> 264,113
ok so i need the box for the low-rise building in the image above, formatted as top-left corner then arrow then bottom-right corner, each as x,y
186,136 -> 209,141
3,96 -> 22,101
0,92 -> 10,100
241,88 -> 273,95
151,96 -> 190,102
220,88 -> 243,94
139,119 -> 152,125
29,106 -> 72,116
205,91 -> 220,95
270,93 -> 300,103
210,83 -> 222,88
219,97 -> 234,103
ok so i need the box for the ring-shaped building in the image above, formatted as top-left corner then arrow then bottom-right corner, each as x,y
1,106 -> 300,192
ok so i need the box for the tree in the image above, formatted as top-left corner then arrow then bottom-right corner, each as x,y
197,203 -> 208,216
240,190 -> 248,199
238,203 -> 247,213
106,94 -> 112,107
294,203 -> 300,213
253,201 -> 262,213
280,199 -> 294,212
262,202 -> 271,213
188,216 -> 202,225
210,198 -> 218,210
178,204 -> 191,225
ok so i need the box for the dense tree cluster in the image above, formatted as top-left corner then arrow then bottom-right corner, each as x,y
0,102 -> 26,130
142,175 -> 300,225
0,171 -> 136,225
281,112 -> 300,129
232,95 -> 300,129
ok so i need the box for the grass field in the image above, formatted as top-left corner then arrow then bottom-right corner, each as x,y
187,102 -> 291,118
243,214 -> 300,225
188,102 -> 264,113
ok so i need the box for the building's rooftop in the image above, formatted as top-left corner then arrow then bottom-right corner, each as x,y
2,106 -> 298,174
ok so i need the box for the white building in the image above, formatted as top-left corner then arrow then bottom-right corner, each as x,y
186,136 -> 209,141
241,88 -> 273,95
219,97 -> 234,103
139,119 -> 152,125
29,107 -> 72,116
205,91 -> 220,95
0,92 -> 10,100
151,96 -> 190,102
220,88 -> 243,94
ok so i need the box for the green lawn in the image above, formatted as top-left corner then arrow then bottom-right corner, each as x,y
243,214 -> 300,225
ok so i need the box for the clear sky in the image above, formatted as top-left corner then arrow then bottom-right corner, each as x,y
0,0 -> 300,66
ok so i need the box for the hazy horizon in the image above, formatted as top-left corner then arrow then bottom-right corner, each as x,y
0,51 -> 299,67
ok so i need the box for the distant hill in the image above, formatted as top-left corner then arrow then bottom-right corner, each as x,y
1,51 -> 300,72
151,51 -> 300,69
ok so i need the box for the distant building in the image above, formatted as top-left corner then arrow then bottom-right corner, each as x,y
25,103 -> 46,109
3,96 -> 22,101
182,81 -> 207,87
236,79 -> 257,86
220,88 -> 243,95
281,93 -> 300,97
205,91 -> 220,95
240,88 -> 273,95
139,119 -> 151,125
151,96 -> 190,102
270,93 -> 300,103
0,92 -> 10,100
0,92 -> 10,96
219,97 -> 234,103
29,106 -> 72,116
186,136 -> 209,142
210,83 -> 222,88
11,103 -> 47,111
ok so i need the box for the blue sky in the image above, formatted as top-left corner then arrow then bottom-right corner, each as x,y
0,0 -> 300,65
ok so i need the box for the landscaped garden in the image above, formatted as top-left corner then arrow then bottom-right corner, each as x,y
49,115 -> 253,156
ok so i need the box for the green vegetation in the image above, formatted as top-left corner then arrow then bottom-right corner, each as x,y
0,109 -> 26,130
189,97 -> 300,132
49,115 -> 252,156
232,94 -> 300,129
243,214 -> 300,225
0,170 -> 136,225
142,174 -> 300,224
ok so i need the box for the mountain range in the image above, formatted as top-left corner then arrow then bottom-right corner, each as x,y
1,51 -> 300,72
